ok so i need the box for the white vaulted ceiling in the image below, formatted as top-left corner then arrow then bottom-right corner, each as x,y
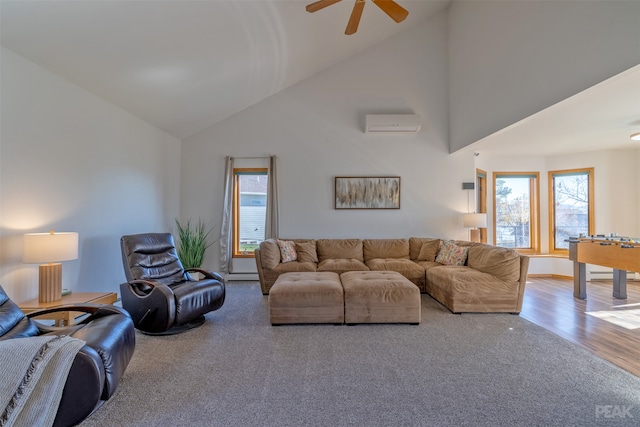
1,0 -> 638,155
0,0 -> 450,139
469,65 -> 640,156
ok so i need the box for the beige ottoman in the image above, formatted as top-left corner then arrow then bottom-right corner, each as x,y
269,272 -> 344,325
340,271 -> 421,324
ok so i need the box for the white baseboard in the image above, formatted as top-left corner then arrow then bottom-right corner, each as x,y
225,273 -> 259,281
589,270 -> 640,281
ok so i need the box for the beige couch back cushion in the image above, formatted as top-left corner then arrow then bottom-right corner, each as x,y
409,237 -> 440,260
316,239 -> 363,262
417,240 -> 441,261
294,240 -> 318,263
260,239 -> 282,270
467,244 -> 521,282
363,239 -> 409,261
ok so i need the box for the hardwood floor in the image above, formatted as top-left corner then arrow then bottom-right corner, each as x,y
520,276 -> 640,377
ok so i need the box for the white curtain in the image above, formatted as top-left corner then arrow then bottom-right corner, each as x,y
265,155 -> 279,239
220,156 -> 234,273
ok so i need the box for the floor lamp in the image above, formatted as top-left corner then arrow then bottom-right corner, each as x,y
23,230 -> 78,303
463,213 -> 487,243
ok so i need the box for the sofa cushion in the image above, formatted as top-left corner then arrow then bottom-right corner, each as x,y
365,258 -> 425,281
409,238 -> 440,260
414,260 -> 441,271
340,271 -> 421,324
260,239 -> 281,270
417,240 -> 441,261
426,265 -> 521,313
277,239 -> 297,263
295,240 -> 318,263
269,272 -> 344,325
435,240 -> 468,266
363,239 -> 410,261
273,262 -> 317,273
467,244 -> 521,282
317,259 -> 369,274
427,265 -> 519,295
316,239 -> 364,262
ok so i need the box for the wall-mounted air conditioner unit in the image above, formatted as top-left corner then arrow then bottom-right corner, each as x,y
365,114 -> 421,134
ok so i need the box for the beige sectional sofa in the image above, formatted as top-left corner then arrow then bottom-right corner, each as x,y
255,237 -> 530,314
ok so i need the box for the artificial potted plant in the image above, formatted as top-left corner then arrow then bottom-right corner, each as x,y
175,219 -> 214,277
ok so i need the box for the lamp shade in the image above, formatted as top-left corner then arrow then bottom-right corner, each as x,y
463,213 -> 487,229
23,231 -> 79,263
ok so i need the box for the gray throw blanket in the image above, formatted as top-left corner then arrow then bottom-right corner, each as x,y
0,335 -> 86,427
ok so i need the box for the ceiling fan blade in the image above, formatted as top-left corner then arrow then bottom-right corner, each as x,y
345,0 -> 365,35
372,0 -> 409,23
306,0 -> 342,13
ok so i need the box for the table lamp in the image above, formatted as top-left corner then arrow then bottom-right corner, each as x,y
463,213 -> 487,243
23,230 -> 78,303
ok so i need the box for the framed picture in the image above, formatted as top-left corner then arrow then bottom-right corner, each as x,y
335,176 -> 401,209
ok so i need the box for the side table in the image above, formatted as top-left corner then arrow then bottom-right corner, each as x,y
18,291 -> 118,326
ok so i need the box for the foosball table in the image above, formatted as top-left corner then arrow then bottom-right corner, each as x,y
568,237 -> 640,299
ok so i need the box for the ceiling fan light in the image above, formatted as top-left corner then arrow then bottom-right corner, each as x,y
631,132 -> 640,141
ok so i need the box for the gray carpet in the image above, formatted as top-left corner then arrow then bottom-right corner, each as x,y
81,281 -> 640,426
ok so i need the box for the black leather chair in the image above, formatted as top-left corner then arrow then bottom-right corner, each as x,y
119,233 -> 225,335
0,285 -> 135,427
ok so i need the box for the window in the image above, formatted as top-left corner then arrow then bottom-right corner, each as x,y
549,168 -> 594,252
493,172 -> 540,253
233,168 -> 268,257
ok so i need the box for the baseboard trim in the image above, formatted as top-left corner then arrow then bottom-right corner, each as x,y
225,273 -> 259,281
528,274 -> 573,280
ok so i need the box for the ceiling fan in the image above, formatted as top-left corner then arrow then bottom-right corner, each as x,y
306,0 -> 409,35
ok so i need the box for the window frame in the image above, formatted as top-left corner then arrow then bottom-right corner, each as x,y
476,168 -> 488,243
548,167 -> 594,254
492,171 -> 540,254
232,167 -> 268,258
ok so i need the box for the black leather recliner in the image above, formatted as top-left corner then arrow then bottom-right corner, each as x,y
119,233 -> 225,335
0,285 -> 135,427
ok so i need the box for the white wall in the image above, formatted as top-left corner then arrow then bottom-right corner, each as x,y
474,154 -> 547,247
477,148 -> 639,248
448,0 -> 640,152
476,148 -> 640,274
0,47 -> 181,302
545,150 -> 639,239
637,150 -> 640,234
181,12 -> 477,273
4,3 -> 635,293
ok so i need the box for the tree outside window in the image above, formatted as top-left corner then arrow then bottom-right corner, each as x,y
549,168 -> 594,251
493,172 -> 539,253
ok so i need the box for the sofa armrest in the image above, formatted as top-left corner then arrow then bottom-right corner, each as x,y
254,248 -> 270,295
120,281 -> 175,333
515,255 -> 530,312
68,312 -> 136,399
54,345 -> 105,427
29,303 -> 136,401
28,304 -> 130,335
26,303 -> 128,321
